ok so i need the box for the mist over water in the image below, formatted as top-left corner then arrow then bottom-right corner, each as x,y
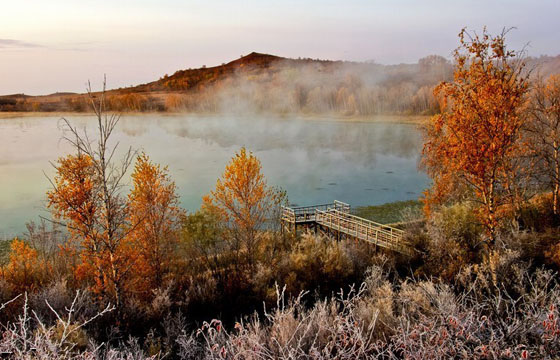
0,115 -> 429,237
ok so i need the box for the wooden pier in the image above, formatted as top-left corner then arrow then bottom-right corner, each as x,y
281,200 -> 414,256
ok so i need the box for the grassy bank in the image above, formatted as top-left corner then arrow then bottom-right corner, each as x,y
353,199 -> 423,224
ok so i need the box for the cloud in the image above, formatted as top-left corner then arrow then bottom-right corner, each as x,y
0,39 -> 94,52
0,39 -> 42,49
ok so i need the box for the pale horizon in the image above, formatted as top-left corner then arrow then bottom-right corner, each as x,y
1,0 -> 559,95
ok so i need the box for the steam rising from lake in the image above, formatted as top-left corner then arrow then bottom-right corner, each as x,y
0,115 -> 429,237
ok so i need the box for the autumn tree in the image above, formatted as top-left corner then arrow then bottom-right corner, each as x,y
422,28 -> 529,258
46,153 -> 99,286
127,153 -> 184,298
525,75 -> 560,216
47,77 -> 136,309
2,238 -> 50,294
202,147 -> 284,269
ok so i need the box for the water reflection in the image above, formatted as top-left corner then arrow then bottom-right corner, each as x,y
0,115 -> 429,237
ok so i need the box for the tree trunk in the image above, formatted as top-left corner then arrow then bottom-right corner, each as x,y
554,141 -> 559,216
486,183 -> 497,246
109,252 -> 121,310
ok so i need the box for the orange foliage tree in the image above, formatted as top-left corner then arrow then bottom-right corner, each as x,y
422,28 -> 529,256
47,154 -> 97,243
127,153 -> 184,298
2,238 -> 50,293
47,151 -> 136,309
47,79 -> 137,309
46,153 -> 102,288
203,147 -> 284,268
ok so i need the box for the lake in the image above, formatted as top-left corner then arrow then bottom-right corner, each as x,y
0,114 -> 429,237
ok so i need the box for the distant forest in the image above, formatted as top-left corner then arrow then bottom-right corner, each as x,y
2,52 -> 560,115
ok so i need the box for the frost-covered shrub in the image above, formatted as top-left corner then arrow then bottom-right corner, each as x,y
181,266 -> 560,360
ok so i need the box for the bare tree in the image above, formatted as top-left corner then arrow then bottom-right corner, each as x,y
525,75 -> 560,216
46,76 -> 137,309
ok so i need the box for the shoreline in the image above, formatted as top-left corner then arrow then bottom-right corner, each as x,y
1,199 -> 424,240
0,111 -> 430,124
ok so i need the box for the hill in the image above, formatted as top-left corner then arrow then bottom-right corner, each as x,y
1,52 -> 560,115
133,52 -> 311,92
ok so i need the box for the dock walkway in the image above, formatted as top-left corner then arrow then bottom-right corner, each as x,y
281,200 -> 413,256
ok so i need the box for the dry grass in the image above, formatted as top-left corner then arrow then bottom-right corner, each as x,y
0,262 -> 557,359
187,264 -> 559,359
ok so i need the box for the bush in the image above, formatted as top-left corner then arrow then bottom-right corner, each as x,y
181,266 -> 560,359
271,232 -> 354,296
419,203 -> 483,280
2,238 -> 51,294
0,263 -> 557,359
518,192 -> 557,231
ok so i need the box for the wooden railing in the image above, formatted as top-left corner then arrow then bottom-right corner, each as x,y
315,208 -> 412,255
282,200 -> 350,224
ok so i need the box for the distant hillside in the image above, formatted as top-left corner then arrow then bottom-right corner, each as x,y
2,52 -> 560,115
132,52 -> 310,92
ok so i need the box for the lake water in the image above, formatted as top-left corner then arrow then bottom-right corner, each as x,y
0,114 -> 429,237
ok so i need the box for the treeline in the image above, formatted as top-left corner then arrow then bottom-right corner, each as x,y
0,93 -> 165,112
157,54 -> 453,115
1,55 -> 452,115
4,53 -> 560,116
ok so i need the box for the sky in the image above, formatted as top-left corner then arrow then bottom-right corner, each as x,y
1,0 -> 559,95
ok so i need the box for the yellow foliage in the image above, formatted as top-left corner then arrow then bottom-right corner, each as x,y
3,238 -> 50,293
203,147 -> 283,266
127,153 -> 184,299
422,28 -> 529,246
